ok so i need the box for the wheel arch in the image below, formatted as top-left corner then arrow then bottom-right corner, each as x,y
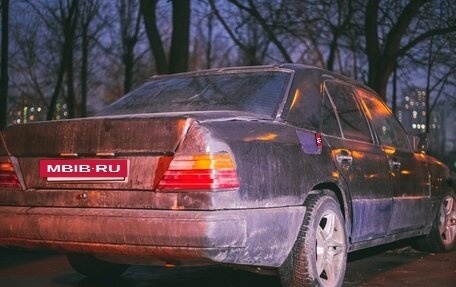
310,182 -> 353,240
280,185 -> 349,286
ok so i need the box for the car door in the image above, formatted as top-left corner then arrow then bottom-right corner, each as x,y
356,88 -> 431,233
323,81 -> 393,242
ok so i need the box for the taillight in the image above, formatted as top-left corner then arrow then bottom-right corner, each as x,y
157,153 -> 239,191
0,156 -> 21,189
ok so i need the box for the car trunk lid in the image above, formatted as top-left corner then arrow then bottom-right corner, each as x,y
1,115 -> 194,191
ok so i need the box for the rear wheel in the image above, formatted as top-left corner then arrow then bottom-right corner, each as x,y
415,194 -> 456,252
66,253 -> 129,278
280,192 -> 347,287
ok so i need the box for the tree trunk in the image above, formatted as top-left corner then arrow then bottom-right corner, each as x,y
46,0 -> 79,120
46,47 -> 67,120
66,40 -> 75,118
0,0 -> 9,129
66,1 -> 78,118
80,22 -> 88,117
206,10 -> 213,69
365,0 -> 428,101
123,42 -> 134,93
326,32 -> 339,71
168,0 -> 190,74
140,0 -> 167,74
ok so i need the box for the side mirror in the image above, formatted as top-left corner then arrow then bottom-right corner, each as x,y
409,134 -> 428,154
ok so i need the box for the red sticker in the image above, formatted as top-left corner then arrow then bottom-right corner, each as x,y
315,133 -> 322,147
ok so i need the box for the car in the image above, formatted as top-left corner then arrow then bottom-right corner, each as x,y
0,64 -> 455,287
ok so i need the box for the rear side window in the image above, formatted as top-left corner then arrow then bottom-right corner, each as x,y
321,90 -> 342,137
324,81 -> 372,142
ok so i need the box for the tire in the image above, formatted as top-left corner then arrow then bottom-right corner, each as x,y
66,253 -> 129,278
415,193 -> 456,252
279,192 -> 347,287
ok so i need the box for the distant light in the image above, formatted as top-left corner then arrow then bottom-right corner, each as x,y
421,124 -> 426,129
405,104 -> 409,109
37,107 -> 42,112
405,96 -> 409,101
412,124 -> 416,129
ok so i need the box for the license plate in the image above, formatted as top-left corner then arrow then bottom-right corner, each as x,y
40,159 -> 129,182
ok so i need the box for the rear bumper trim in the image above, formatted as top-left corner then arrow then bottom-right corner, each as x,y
0,205 -> 305,267
0,206 -> 245,248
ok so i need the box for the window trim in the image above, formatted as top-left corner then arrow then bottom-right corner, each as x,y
323,80 -> 375,144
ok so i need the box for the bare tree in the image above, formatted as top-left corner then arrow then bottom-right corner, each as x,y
209,0 -> 272,65
214,0 -> 456,104
211,0 -> 364,74
189,1 -> 240,70
169,0 -> 190,73
365,0 -> 456,100
140,0 -> 190,74
79,0 -> 103,117
25,0 -> 80,120
8,5 -> 51,115
64,0 -> 79,119
0,0 -> 9,129
118,0 -> 142,93
224,0 -> 292,63
6,0 -> 456,123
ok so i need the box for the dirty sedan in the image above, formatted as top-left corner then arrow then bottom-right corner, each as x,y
0,64 -> 455,287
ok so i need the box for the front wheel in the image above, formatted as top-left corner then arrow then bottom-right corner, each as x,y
415,194 -> 456,252
280,192 -> 347,287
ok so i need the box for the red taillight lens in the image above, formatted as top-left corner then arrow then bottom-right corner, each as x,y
0,157 -> 21,189
157,153 -> 240,191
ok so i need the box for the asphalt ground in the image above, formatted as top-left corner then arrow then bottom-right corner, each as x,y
0,242 -> 455,286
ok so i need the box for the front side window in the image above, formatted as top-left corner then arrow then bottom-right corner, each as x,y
357,88 -> 411,151
324,81 -> 372,142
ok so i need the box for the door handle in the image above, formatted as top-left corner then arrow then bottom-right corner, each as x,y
389,159 -> 401,170
336,151 -> 353,164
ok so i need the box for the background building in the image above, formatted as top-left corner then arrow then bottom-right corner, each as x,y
8,96 -> 68,126
396,88 -> 456,172
396,88 -> 430,134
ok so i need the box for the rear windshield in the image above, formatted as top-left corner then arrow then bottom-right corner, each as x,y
99,70 -> 291,118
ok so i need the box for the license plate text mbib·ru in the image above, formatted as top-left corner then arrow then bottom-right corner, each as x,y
39,159 -> 129,181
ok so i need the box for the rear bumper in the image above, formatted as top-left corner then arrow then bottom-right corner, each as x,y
0,206 -> 305,267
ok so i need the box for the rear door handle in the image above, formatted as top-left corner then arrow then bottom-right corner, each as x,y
389,159 -> 401,170
336,151 -> 353,164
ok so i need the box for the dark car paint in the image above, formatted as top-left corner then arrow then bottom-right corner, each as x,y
0,64 -> 453,270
